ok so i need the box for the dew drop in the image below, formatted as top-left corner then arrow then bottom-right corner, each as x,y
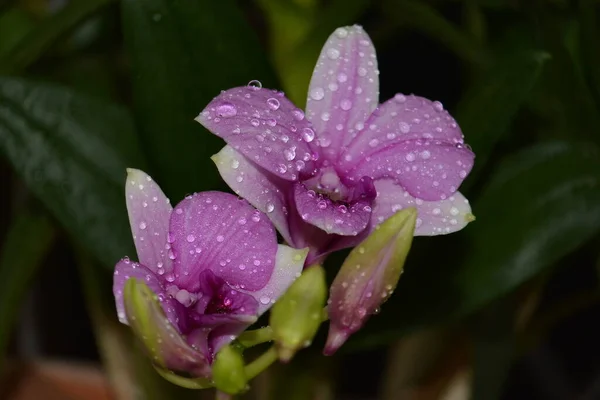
335,27 -> 349,38
310,87 -> 325,100
337,73 -> 348,83
266,203 -> 275,213
327,48 -> 340,59
216,235 -> 224,242
247,80 -> 262,90
139,221 -> 147,230
250,119 -> 260,127
267,98 -> 280,111
260,296 -> 271,305
284,147 -> 296,161
358,67 -> 367,77
399,122 -> 410,134
302,127 -> 315,142
394,93 -> 406,103
340,99 -> 352,110
186,234 -> 195,243
216,102 -> 237,117
292,109 -> 305,121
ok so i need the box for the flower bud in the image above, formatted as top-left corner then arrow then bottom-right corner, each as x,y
123,278 -> 212,383
212,344 -> 247,394
270,265 -> 327,362
324,208 -> 417,355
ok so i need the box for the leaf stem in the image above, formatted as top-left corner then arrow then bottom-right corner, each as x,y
237,326 -> 274,348
245,346 -> 279,380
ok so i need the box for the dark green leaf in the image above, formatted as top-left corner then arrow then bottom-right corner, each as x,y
457,50 -> 549,182
578,0 -> 600,109
0,210 -> 55,365
122,0 -> 278,199
0,0 -> 116,74
350,142 -> 600,349
0,77 -> 146,268
382,0 -> 488,67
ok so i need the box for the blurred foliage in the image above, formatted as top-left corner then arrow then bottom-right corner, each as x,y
1,0 -> 600,398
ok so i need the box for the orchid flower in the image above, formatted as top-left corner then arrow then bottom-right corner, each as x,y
113,169 -> 307,378
197,25 -> 475,264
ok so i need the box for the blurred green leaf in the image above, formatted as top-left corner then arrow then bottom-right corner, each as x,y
578,0 -> 600,108
457,50 -> 549,181
259,0 -> 370,104
382,0 -> 488,67
0,0 -> 115,74
122,0 -> 278,199
532,7 -> 600,142
0,77 -> 146,268
0,210 -> 55,365
351,141 -> 600,349
469,297 -> 518,400
0,7 -> 35,58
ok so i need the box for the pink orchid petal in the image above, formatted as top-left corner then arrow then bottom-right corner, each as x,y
125,169 -> 173,274
306,25 -> 379,160
113,259 -> 162,324
341,94 -> 467,165
346,140 -> 474,201
293,182 -> 372,235
371,180 -> 473,235
211,145 -> 294,245
196,87 -> 318,181
239,245 -> 307,315
168,192 -> 278,293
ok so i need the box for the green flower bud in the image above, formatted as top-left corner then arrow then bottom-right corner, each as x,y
123,278 -> 212,385
325,208 -> 417,355
270,265 -> 327,362
212,344 -> 247,394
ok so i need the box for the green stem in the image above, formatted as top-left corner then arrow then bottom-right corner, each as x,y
153,366 -> 213,390
245,346 -> 279,380
237,326 -> 274,348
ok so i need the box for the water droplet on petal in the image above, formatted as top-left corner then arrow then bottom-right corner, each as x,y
340,99 -> 352,110
215,102 -> 237,117
260,296 -> 270,305
399,122 -> 410,134
327,48 -> 340,59
335,27 -> 349,38
284,147 -> 296,161
247,80 -> 262,90
292,109 -> 305,121
394,93 -> 406,103
267,98 -> 280,110
310,87 -> 325,100
186,234 -> 195,243
433,101 -> 444,111
216,235 -> 224,242
250,119 -> 260,127
139,221 -> 147,230
358,67 -> 367,77
302,127 -> 315,142
266,203 -> 275,213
